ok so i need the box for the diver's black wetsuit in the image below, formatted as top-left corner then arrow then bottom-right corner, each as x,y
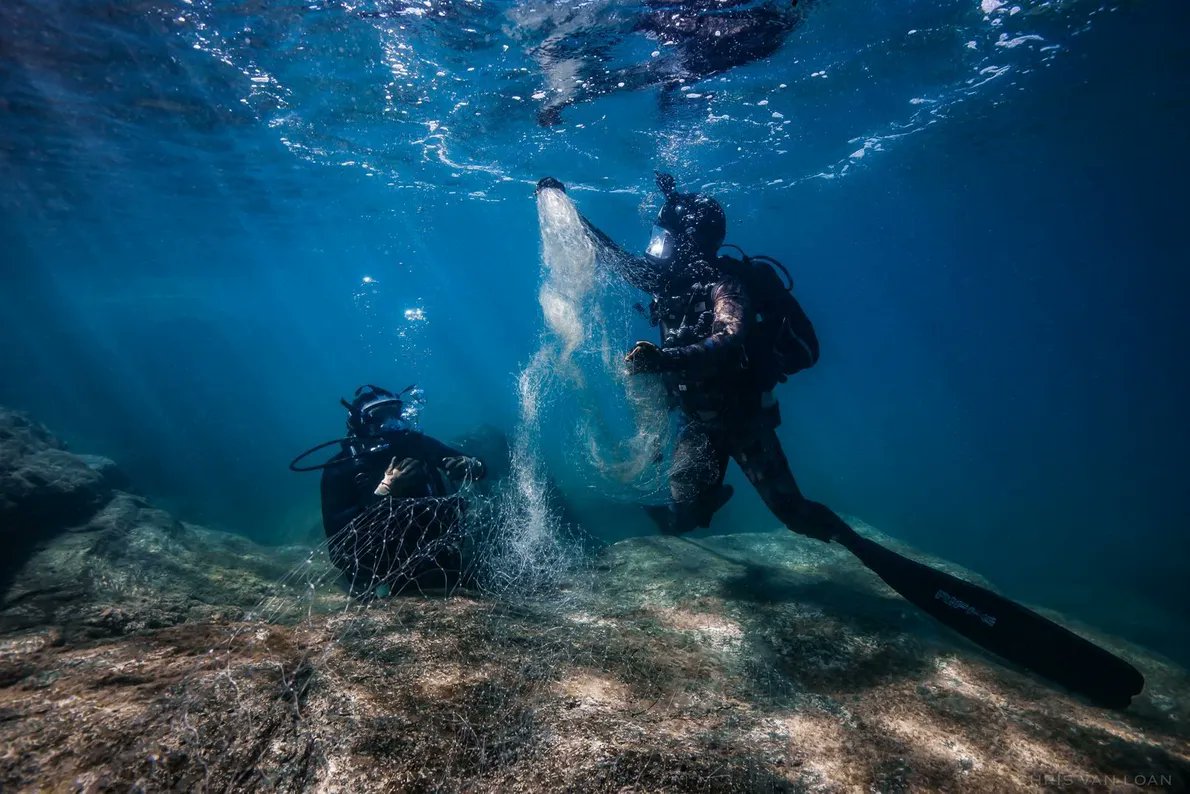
581,217 -> 845,541
320,430 -> 472,593
635,0 -> 800,76
536,0 -> 805,125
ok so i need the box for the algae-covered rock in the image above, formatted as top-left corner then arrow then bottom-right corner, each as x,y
0,408 -> 312,641
0,491 -> 312,639
1,526 -> 1186,791
0,408 -> 1186,791
0,408 -> 112,538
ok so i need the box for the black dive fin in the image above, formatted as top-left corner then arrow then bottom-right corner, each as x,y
834,527 -> 1145,708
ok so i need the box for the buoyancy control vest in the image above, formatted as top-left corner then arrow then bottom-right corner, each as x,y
649,251 -> 818,414
651,278 -> 751,418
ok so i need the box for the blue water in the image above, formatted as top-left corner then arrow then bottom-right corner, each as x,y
2,0 -> 1187,659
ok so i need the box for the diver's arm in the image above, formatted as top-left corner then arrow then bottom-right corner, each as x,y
661,277 -> 750,373
321,450 -> 390,537
579,213 -> 632,262
537,176 -> 664,293
410,432 -> 487,480
578,214 -> 666,294
405,431 -> 463,462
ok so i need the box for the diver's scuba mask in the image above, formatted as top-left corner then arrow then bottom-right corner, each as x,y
645,224 -> 678,265
363,400 -> 406,433
343,384 -> 417,437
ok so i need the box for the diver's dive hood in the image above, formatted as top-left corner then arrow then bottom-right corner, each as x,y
644,172 -> 727,268
342,384 -> 415,437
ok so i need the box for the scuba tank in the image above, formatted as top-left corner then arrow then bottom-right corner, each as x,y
720,245 -> 819,390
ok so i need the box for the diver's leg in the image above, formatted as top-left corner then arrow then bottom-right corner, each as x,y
671,420 -> 722,500
409,496 -> 467,595
327,522 -> 377,598
648,419 -> 732,534
732,411 -> 847,542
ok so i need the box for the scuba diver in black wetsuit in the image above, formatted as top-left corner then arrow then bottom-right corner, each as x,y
638,0 -> 802,74
290,385 -> 486,596
529,180 -> 1151,709
535,174 -> 848,543
534,0 -> 807,126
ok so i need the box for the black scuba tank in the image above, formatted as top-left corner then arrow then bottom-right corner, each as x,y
721,247 -> 819,390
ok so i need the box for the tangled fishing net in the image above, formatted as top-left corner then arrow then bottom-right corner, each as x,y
530,186 -> 674,500
163,483 -> 820,791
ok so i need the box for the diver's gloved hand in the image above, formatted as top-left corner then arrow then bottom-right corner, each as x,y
536,176 -> 566,194
625,340 -> 667,374
442,455 -> 486,481
375,457 -> 422,496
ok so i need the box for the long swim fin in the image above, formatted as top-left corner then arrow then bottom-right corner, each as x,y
833,526 -> 1145,708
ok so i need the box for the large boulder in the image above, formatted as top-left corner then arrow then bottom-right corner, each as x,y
450,424 -> 513,486
0,409 -> 115,539
0,408 -> 312,641
0,491 -> 312,640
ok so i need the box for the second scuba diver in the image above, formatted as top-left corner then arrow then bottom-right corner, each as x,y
536,174 -> 849,543
291,385 -> 486,596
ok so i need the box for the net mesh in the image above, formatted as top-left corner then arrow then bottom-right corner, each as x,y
169,505 -> 815,792
532,186 -> 674,502
328,495 -> 471,597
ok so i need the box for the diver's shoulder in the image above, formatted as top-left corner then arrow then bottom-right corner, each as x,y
711,264 -> 747,292
388,428 -> 449,449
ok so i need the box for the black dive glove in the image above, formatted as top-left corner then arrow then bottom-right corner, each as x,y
625,340 -> 669,374
375,457 -> 427,497
536,176 -> 566,194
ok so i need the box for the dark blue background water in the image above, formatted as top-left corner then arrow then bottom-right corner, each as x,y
2,0 -> 1187,659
